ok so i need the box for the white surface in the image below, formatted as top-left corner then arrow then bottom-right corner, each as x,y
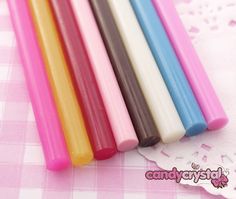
139,0 -> 236,198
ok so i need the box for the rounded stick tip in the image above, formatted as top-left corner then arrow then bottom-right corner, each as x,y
117,139 -> 139,151
207,117 -> 229,130
46,158 -> 70,171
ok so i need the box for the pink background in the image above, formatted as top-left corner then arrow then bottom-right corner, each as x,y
0,0 -> 225,198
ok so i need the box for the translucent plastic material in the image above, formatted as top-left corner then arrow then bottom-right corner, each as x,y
28,0 -> 93,165
49,0 -> 117,159
7,0 -> 70,170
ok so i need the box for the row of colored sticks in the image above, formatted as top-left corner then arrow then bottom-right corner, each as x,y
7,0 -> 228,171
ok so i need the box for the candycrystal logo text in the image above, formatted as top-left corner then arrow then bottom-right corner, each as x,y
145,167 -> 229,189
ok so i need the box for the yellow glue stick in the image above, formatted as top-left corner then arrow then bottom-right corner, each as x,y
28,0 -> 93,165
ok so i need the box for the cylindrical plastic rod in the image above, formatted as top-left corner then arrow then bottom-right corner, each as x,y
69,0 -> 138,151
107,0 -> 185,143
130,0 -> 207,136
28,0 -> 93,165
7,0 -> 70,170
49,0 -> 117,159
89,0 -> 160,146
152,0 -> 228,130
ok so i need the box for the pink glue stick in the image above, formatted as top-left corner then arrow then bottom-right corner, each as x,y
7,0 -> 70,170
152,0 -> 228,130
69,0 -> 138,151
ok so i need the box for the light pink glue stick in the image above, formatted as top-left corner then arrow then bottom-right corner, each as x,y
152,0 -> 228,130
7,0 -> 70,170
69,0 -> 138,151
